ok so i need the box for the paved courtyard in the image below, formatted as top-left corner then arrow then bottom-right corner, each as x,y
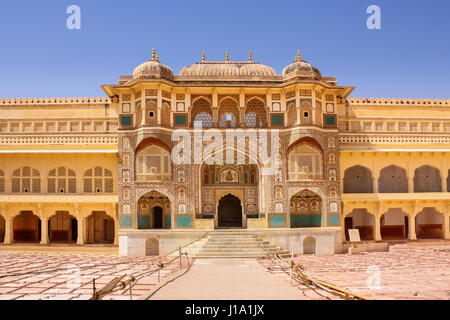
147,258 -> 335,300
290,244 -> 450,300
0,244 -> 448,300
0,251 -> 184,300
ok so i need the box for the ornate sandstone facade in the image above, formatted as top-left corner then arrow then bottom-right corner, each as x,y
0,50 -> 449,255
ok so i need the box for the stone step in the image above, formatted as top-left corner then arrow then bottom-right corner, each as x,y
206,238 -> 260,242
173,231 -> 288,259
200,248 -> 265,253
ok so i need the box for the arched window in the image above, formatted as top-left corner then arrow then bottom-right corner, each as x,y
0,170 -> 4,193
286,102 -> 296,126
135,145 -> 171,181
245,98 -> 266,128
378,165 -> 408,193
414,165 -> 442,192
12,167 -> 41,193
343,165 -> 373,193
300,101 -> 313,125
48,167 -> 76,193
288,142 -> 323,180
194,112 -> 213,128
145,101 -> 157,125
135,102 -> 142,127
83,167 -> 114,193
447,169 -> 450,192
315,101 -> 323,126
219,97 -> 239,128
161,102 -> 171,126
191,97 -> 212,127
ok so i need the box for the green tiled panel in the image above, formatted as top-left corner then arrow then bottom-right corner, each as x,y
164,215 -> 171,228
138,216 -> 150,229
176,215 -> 192,228
120,215 -> 132,228
272,114 -> 283,125
290,214 -> 322,227
175,115 -> 187,125
328,214 -> 340,226
121,115 -> 132,126
325,115 -> 336,125
269,215 -> 285,227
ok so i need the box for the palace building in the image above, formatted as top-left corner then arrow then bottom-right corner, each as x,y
0,49 -> 449,256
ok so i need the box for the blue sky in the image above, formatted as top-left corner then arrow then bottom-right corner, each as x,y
0,0 -> 449,99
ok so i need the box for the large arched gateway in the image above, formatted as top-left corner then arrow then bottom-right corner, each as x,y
218,194 -> 243,228
137,190 -> 171,229
201,161 -> 259,229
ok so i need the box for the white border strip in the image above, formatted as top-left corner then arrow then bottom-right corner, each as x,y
0,149 -> 118,153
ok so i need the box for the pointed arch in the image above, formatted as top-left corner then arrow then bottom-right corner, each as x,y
343,165 -> 373,193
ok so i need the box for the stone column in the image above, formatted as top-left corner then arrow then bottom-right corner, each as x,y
373,172 -> 379,194
75,205 -> 84,245
443,208 -> 450,240
408,166 -> 414,193
4,217 -> 13,244
113,204 -> 119,245
374,214 -> 382,241
40,216 -> 49,245
408,213 -> 417,240
114,218 -> 119,246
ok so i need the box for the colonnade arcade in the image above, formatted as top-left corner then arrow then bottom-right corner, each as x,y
0,203 -> 118,245
342,200 -> 450,242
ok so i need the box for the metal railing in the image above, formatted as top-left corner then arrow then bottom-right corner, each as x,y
89,232 -> 210,300
257,242 -> 373,300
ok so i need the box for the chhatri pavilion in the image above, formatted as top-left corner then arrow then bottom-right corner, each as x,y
0,49 -> 449,256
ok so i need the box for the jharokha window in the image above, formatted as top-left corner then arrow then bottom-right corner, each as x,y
0,170 -> 4,193
135,145 -> 171,181
83,167 -> 114,193
12,166 -> 41,193
48,167 -> 76,193
288,142 -> 323,181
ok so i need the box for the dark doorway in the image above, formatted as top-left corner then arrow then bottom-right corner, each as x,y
104,219 -> 114,242
344,217 -> 353,241
153,206 -> 163,229
218,194 -> 242,228
404,216 -> 409,238
71,219 -> 78,242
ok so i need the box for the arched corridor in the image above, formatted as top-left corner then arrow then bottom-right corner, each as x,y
381,208 -> 407,240
48,211 -> 77,243
13,211 -> 41,243
85,211 -> 115,244
415,208 -> 443,239
344,209 -> 374,241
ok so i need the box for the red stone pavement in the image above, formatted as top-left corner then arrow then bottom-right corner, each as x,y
289,244 -> 450,300
0,252 -> 187,300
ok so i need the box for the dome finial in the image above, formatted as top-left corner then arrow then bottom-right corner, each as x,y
156,55 -> 159,62
225,51 -> 229,62
202,50 -> 205,62
249,50 -> 252,62
296,49 -> 301,62
152,48 -> 156,61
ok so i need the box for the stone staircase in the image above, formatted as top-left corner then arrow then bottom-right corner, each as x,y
170,230 -> 290,258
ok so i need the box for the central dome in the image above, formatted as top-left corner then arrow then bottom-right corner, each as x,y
179,61 -> 277,79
